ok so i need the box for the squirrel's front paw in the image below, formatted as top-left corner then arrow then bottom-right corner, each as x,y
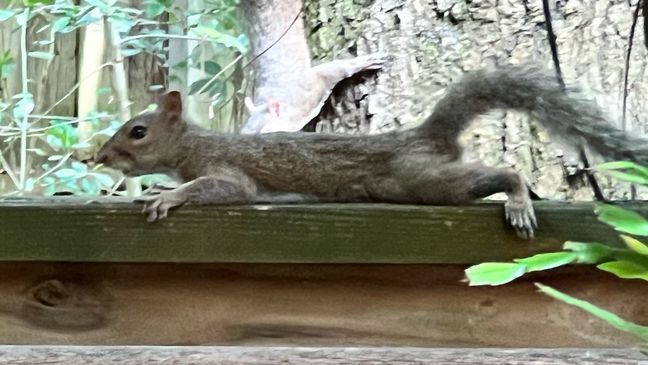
135,190 -> 188,222
352,53 -> 387,71
505,197 -> 537,239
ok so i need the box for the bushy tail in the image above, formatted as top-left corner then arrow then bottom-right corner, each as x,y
419,64 -> 648,163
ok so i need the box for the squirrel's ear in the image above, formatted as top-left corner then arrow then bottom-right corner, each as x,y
159,91 -> 183,114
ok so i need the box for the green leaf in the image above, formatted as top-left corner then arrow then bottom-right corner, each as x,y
42,176 -> 56,186
597,161 -> 648,171
596,204 -> 648,236
464,262 -> 527,286
12,94 -> 34,121
563,241 -> 615,264
24,0 -> 54,6
14,10 -> 28,26
0,51 -> 16,79
171,60 -> 188,69
145,0 -> 166,17
51,16 -> 71,32
201,60 -> 222,75
193,26 -> 248,53
189,43 -> 212,65
28,51 -> 54,60
186,13 -> 201,27
208,80 -> 225,98
64,178 -> 80,191
71,161 -> 88,174
53,168 -> 79,179
44,183 -> 57,196
514,252 -> 578,272
120,47 -> 142,57
600,170 -> 648,185
80,178 -> 98,194
85,0 -> 111,11
46,120 -> 78,148
91,172 -> 115,188
595,161 -> 648,186
620,235 -> 648,255
97,86 -> 112,95
0,9 -> 15,22
188,78 -> 211,95
597,260 -> 648,282
536,283 -> 648,341
24,177 -> 34,192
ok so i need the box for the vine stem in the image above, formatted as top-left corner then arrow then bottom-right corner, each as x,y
196,53 -> 243,95
18,7 -> 30,193
108,18 -> 141,197
120,33 -> 205,44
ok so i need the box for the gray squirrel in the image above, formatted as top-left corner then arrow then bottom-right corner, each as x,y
95,64 -> 647,238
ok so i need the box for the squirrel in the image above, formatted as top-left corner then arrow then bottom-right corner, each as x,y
94,64 -> 648,239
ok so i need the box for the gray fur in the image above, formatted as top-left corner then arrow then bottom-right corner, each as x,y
424,65 -> 646,160
96,64 -> 642,238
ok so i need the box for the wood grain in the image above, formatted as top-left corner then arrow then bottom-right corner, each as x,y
0,346 -> 644,365
0,263 -> 646,347
0,198 -> 640,263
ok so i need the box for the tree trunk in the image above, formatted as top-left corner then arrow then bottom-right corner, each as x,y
240,0 -> 384,134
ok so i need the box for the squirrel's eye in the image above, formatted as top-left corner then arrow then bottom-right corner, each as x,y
129,126 -> 147,140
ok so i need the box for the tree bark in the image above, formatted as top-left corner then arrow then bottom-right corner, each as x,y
304,0 -> 648,201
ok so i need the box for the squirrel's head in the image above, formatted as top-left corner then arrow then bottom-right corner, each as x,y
95,91 -> 187,176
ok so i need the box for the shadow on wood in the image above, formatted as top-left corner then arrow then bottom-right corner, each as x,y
0,263 -> 646,347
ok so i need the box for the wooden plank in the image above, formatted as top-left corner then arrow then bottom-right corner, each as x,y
0,346 -> 644,365
0,198 -> 641,263
0,263 -> 646,347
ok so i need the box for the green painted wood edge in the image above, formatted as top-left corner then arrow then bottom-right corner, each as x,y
0,198 -> 642,264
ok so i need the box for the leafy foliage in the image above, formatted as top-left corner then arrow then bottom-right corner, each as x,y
0,0 -> 247,197
465,161 -> 648,346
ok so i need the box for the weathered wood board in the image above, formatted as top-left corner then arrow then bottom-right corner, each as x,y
1,199 -> 646,348
0,346 -> 644,365
0,199 -> 639,263
0,263 -> 646,347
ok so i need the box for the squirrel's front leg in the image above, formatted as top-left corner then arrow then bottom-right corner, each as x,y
137,171 -> 257,222
313,53 -> 386,88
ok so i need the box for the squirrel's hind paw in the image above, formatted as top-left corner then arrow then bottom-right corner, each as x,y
505,197 -> 537,240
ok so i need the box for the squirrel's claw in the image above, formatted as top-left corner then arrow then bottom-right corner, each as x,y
135,189 -> 187,222
505,197 -> 537,240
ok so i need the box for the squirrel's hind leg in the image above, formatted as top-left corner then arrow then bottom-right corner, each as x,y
402,162 -> 537,239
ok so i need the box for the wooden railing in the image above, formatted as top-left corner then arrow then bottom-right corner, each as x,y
0,198 -> 645,364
